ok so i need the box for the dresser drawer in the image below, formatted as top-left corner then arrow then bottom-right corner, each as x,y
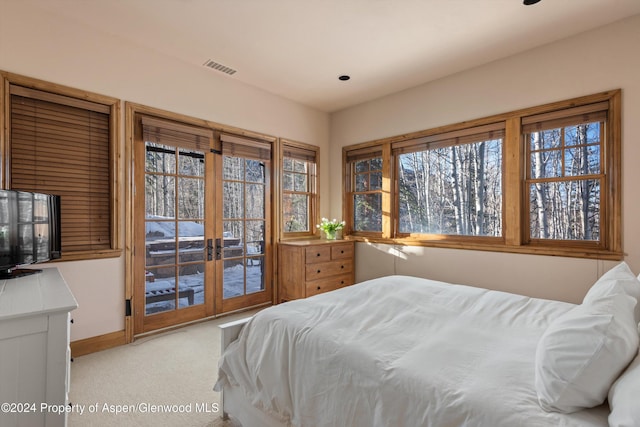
305,246 -> 331,263
331,243 -> 353,260
278,240 -> 355,303
306,273 -> 354,297
305,259 -> 353,281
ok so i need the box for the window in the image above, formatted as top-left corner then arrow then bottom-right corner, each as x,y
393,124 -> 503,238
2,74 -> 120,260
280,140 -> 318,238
523,103 -> 607,245
345,147 -> 383,234
342,90 -> 621,259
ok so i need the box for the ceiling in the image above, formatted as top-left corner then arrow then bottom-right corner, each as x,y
29,0 -> 640,112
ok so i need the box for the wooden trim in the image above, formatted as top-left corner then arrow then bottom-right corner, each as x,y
342,89 -> 623,260
279,138 -> 320,241
503,117 -> 522,247
125,101 -> 277,143
9,84 -> 111,114
350,90 -> 620,149
124,102 -> 136,344
521,102 -> 608,127
349,235 -> 622,260
71,330 -> 126,357
607,90 -> 623,255
1,70 -> 120,107
125,101 -> 278,338
1,76 -> 8,189
382,143 -> 392,239
391,122 -> 505,153
1,69 -> 122,260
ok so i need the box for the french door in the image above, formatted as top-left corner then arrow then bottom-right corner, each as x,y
133,115 -> 271,334
217,134 -> 272,314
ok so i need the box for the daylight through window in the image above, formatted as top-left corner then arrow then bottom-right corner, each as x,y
393,125 -> 503,237
342,91 -> 621,259
281,141 -> 318,237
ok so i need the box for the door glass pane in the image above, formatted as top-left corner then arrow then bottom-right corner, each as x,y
146,143 -> 176,174
146,221 -> 176,263
222,154 -> 267,300
177,264 -> 203,308
178,178 -> 205,219
145,142 -> 206,315
223,182 -> 244,219
223,156 -> 243,180
223,259 -> 244,299
177,220 -> 204,263
223,220 -> 244,258
145,266 -> 176,315
246,159 -> 265,183
246,220 -> 264,255
246,257 -> 264,294
178,149 -> 205,176
146,176 -> 175,218
246,184 -> 264,218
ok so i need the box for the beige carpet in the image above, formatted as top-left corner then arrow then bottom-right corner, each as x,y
68,309 -> 260,427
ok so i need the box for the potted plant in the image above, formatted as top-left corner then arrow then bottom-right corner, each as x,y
316,218 -> 345,240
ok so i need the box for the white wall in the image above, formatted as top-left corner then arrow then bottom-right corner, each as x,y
331,14 -> 640,304
0,2 -> 330,341
3,3 -> 639,341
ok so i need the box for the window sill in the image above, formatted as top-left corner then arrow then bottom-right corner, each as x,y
54,248 -> 123,262
347,235 -> 623,260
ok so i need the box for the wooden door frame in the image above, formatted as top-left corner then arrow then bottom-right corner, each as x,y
124,102 -> 278,342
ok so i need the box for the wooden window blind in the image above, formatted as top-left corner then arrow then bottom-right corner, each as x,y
391,122 -> 505,155
9,85 -> 112,254
283,145 -> 317,163
141,115 -> 215,151
221,133 -> 271,160
521,102 -> 609,133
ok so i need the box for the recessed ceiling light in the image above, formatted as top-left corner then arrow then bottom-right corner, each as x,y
338,75 -> 350,81
523,0 -> 541,5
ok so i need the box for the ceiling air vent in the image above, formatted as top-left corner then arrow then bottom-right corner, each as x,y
202,59 -> 237,75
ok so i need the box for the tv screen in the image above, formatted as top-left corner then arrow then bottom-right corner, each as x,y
0,190 -> 61,279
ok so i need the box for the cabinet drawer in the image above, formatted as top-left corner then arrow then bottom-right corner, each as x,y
305,246 -> 331,263
305,259 -> 352,281
331,243 -> 353,260
306,273 -> 353,297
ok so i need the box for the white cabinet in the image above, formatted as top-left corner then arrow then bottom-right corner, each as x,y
0,268 -> 78,427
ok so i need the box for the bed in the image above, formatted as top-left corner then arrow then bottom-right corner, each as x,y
215,263 -> 640,427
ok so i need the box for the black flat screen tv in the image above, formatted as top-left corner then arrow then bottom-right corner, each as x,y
0,190 -> 61,279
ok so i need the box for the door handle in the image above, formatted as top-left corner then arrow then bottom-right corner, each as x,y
215,238 -> 222,260
207,239 -> 214,261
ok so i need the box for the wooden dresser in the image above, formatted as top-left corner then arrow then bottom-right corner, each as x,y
278,240 -> 355,302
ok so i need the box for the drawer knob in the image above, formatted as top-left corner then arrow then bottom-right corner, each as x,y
341,250 -> 344,254
341,280 -> 344,284
341,265 -> 344,269
317,286 -> 321,290
317,269 -> 321,273
316,253 -> 321,257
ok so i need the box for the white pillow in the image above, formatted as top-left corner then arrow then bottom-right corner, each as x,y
583,262 -> 640,324
609,349 -> 640,427
535,293 -> 639,413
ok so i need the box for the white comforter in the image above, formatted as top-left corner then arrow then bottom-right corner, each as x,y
216,275 -> 609,426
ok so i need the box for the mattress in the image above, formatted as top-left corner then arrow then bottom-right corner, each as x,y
216,275 -> 609,426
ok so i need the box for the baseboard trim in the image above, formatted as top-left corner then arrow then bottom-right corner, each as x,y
71,330 -> 126,357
